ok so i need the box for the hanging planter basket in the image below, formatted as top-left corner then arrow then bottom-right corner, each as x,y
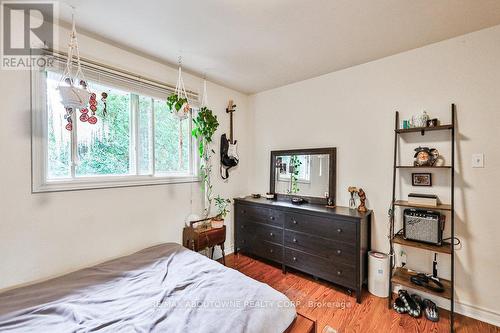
57,14 -> 93,114
58,85 -> 90,109
167,59 -> 191,120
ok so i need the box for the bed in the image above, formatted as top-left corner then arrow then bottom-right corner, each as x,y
0,243 -> 296,333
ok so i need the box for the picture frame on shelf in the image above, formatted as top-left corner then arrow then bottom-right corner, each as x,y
412,173 -> 432,186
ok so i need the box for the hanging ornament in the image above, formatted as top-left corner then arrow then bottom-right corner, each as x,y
166,56 -> 190,120
64,107 -> 73,131
88,92 -> 98,125
101,92 -> 108,117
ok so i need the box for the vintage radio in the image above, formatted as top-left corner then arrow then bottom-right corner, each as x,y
403,209 -> 444,245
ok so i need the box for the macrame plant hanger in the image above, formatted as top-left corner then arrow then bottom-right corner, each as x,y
57,10 -> 91,130
174,56 -> 190,169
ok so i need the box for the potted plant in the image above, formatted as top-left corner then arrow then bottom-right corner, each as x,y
191,106 -> 219,216
167,94 -> 190,120
212,196 -> 231,228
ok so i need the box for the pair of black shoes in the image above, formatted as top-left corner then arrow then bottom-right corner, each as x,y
393,290 -> 439,322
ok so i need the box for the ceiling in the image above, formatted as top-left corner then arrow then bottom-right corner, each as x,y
55,0 -> 500,94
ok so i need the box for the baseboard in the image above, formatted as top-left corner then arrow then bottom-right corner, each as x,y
455,301 -> 500,328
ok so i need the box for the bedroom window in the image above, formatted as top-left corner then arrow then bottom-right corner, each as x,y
277,155 -> 311,183
32,68 -> 198,192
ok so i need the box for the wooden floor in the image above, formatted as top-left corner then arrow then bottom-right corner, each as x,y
225,253 -> 499,333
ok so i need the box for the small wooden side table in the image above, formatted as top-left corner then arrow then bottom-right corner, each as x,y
183,221 -> 226,265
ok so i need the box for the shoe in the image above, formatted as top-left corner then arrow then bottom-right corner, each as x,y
423,299 -> 439,322
393,296 -> 407,314
398,289 -> 421,318
410,294 -> 423,318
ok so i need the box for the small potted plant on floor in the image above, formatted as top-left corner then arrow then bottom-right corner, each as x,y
211,196 -> 231,228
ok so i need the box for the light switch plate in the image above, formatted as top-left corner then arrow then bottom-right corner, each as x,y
472,153 -> 484,168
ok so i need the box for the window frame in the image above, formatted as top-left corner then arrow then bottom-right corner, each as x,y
31,68 -> 200,193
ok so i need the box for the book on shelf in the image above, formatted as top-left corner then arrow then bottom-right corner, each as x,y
408,193 -> 438,207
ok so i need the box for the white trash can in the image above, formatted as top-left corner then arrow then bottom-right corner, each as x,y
368,251 -> 389,298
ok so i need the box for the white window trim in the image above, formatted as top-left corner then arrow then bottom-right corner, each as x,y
31,69 -> 200,193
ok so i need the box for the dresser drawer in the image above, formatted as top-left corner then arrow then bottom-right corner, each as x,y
284,248 -> 356,288
285,212 -> 356,242
252,240 -> 283,263
284,230 -> 356,265
237,204 -> 284,227
240,221 -> 282,245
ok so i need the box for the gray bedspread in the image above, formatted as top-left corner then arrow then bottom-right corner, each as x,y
0,243 -> 296,333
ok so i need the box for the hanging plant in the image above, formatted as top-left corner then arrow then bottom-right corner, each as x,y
192,105 -> 219,216
167,58 -> 191,120
166,94 -> 188,113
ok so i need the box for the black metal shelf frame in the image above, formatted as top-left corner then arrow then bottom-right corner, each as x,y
388,104 -> 455,333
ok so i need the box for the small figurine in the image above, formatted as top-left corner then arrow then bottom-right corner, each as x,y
357,188 -> 367,212
414,146 -> 439,166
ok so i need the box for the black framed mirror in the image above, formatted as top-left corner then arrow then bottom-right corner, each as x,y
270,147 -> 336,205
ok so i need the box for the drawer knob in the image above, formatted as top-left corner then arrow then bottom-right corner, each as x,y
270,249 -> 274,253
336,249 -> 342,255
292,257 -> 297,261
269,216 -> 275,221
241,225 -> 245,229
292,219 -> 297,224
242,240 -> 246,244
269,232 -> 274,237
337,270 -> 342,276
337,228 -> 342,233
242,210 -> 246,214
293,238 -> 297,243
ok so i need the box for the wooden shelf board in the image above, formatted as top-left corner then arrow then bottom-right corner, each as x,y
396,166 -> 452,169
392,235 -> 452,254
394,200 -> 452,211
391,267 -> 452,299
396,125 -> 453,134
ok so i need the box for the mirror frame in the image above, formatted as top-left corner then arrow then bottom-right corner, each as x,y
269,147 -> 336,205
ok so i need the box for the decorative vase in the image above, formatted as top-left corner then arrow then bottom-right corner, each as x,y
211,218 -> 224,229
349,197 -> 356,209
412,111 -> 429,128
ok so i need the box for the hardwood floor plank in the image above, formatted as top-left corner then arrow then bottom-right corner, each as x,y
225,254 -> 499,333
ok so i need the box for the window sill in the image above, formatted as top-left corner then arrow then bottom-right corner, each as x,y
32,175 -> 200,193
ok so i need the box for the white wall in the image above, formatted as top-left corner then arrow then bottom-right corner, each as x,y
0,25 -> 250,290
249,25 -> 500,324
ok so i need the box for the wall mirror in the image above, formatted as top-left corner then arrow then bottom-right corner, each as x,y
270,147 -> 336,205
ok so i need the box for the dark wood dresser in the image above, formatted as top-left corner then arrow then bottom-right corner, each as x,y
234,197 -> 371,303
